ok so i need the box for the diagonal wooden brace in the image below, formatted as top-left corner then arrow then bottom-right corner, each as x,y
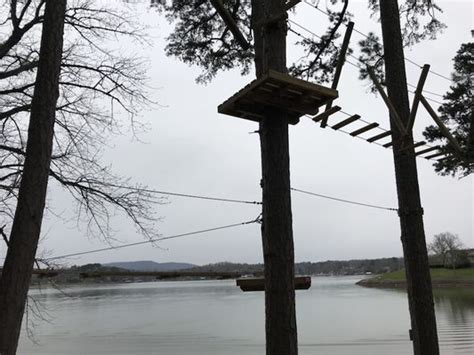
312,105 -> 341,123
285,0 -> 301,11
210,0 -> 250,50
322,21 -> 354,128
367,66 -> 407,135
407,64 -> 430,131
420,95 -> 463,156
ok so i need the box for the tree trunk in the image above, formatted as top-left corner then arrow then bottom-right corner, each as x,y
467,113 -> 474,162
0,1 -> 67,354
251,1 -> 298,354
378,1 -> 439,354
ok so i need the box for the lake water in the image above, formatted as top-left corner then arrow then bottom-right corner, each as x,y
18,276 -> 474,355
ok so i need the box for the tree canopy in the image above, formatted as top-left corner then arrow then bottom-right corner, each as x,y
154,0 -> 445,87
423,42 -> 473,177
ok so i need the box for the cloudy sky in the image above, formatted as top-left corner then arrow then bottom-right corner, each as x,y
1,0 -> 472,266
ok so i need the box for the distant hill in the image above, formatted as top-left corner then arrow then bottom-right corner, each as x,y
105,260 -> 196,272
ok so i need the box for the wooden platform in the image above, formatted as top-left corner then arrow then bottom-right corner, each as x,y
218,70 -> 338,125
236,276 -> 312,292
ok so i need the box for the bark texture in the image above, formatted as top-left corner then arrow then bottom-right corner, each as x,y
0,1 -> 67,354
251,1 -> 298,354
378,1 -> 439,354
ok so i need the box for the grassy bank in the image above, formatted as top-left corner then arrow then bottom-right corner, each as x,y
357,268 -> 474,288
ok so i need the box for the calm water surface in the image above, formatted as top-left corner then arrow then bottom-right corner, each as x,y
18,276 -> 474,355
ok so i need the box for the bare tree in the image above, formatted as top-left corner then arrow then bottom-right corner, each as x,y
0,0 -> 163,351
429,232 -> 464,268
0,1 -> 67,353
0,0 -> 160,244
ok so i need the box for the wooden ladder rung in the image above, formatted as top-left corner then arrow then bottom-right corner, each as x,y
415,146 -> 439,156
312,105 -> 341,123
332,114 -> 360,130
350,123 -> 379,137
425,151 -> 445,159
412,141 -> 426,149
367,131 -> 391,143
437,155 -> 452,162
400,141 -> 426,152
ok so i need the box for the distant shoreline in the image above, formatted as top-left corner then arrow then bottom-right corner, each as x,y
356,278 -> 474,289
356,268 -> 474,289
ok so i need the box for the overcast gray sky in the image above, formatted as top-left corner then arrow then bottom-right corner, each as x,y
2,0 -> 472,266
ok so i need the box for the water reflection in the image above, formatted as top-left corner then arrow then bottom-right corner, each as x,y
434,288 -> 474,325
433,289 -> 474,354
17,278 -> 474,355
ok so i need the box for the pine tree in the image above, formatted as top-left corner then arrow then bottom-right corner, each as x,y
423,42 -> 473,177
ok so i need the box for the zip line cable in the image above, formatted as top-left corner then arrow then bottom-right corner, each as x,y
36,187 -> 398,261
43,218 -> 261,261
27,186 -> 401,261
107,184 -> 262,205
301,0 -> 453,83
144,188 -> 262,205
291,187 -> 398,212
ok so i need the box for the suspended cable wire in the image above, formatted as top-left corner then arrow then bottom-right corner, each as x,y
43,218 -> 261,261
300,0 -> 452,82
144,188 -> 262,205
288,20 -> 444,100
407,83 -> 444,98
108,184 -> 262,205
291,187 -> 398,211
288,22 -> 447,107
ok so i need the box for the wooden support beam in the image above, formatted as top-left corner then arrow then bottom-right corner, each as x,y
210,0 -> 250,50
383,141 -> 393,148
257,12 -> 288,28
420,95 -> 463,156
350,122 -> 379,137
367,130 -> 391,143
322,21 -> 354,127
412,141 -> 426,149
367,66 -> 407,135
331,114 -> 360,130
415,146 -> 439,156
407,64 -> 430,131
285,0 -> 301,11
312,105 -> 341,123
256,0 -> 301,28
425,151 -> 446,159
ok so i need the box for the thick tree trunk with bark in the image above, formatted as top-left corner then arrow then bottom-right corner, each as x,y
378,1 -> 439,354
251,1 -> 298,354
0,1 -> 67,354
